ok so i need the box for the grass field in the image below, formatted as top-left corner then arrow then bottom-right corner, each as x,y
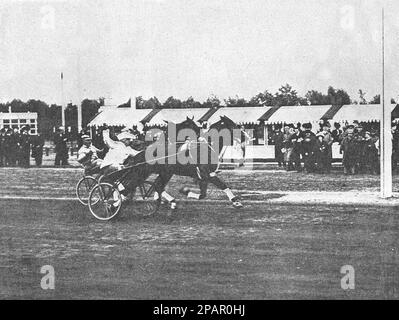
1,168 -> 398,299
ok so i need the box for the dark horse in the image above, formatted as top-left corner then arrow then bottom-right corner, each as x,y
147,116 -> 243,208
101,116 -> 243,211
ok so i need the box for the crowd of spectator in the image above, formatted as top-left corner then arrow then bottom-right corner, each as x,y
0,126 -> 44,167
270,121 -> 381,175
3,121 -> 399,176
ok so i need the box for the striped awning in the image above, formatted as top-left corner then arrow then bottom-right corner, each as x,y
141,108 -> 161,124
88,108 -> 151,127
321,104 -> 343,120
331,104 -> 397,122
265,105 -> 332,124
206,106 -> 271,125
146,108 -> 210,126
198,107 -> 221,123
258,106 -> 282,121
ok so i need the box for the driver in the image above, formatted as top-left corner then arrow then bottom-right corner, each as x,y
77,135 -> 103,174
101,128 -> 140,173
100,128 -> 141,204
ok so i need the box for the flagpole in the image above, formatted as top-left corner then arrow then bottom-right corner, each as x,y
77,56 -> 82,133
380,7 -> 392,198
61,72 -> 65,128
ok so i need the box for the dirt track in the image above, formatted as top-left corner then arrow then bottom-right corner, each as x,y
1,168 -> 399,299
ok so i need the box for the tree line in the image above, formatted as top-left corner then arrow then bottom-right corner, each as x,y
136,85 -> 389,109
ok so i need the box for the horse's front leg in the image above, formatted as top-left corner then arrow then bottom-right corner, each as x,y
208,173 -> 243,208
154,171 -> 177,209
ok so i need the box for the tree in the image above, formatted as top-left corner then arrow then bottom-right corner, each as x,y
369,95 -> 380,104
224,95 -> 248,107
305,90 -> 330,105
26,99 -> 49,136
249,90 -> 275,106
163,96 -> 183,109
81,99 -> 102,127
202,95 -> 221,108
5,99 -> 28,112
274,84 -> 306,106
182,96 -> 202,109
136,96 -> 145,109
327,86 -> 351,105
358,89 -> 367,104
144,96 -> 162,109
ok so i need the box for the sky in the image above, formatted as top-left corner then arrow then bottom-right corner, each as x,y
0,0 -> 398,105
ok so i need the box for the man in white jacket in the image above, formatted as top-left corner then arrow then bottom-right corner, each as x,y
100,129 -> 141,205
101,129 -> 139,172
101,128 -> 176,208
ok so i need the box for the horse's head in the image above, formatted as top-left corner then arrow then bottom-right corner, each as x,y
175,116 -> 201,138
162,117 -> 200,142
209,115 -> 239,131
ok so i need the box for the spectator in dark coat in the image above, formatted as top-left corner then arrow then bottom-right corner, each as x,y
291,126 -> 302,171
0,128 -> 6,167
364,131 -> 379,175
271,127 -> 284,167
54,127 -> 69,166
331,122 -> 343,143
340,125 -> 357,175
391,124 -> 399,172
315,132 -> 330,173
9,128 -> 20,166
300,123 -> 317,173
18,126 -> 31,168
3,129 -> 13,166
32,132 -> 45,167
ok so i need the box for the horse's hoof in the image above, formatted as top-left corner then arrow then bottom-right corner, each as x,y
170,201 -> 177,210
179,187 -> 190,196
232,201 -> 243,209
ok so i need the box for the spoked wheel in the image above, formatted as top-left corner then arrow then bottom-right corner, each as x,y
132,181 -> 161,216
76,176 -> 98,205
88,182 -> 122,221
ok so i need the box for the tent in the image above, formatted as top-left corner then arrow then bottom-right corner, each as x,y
88,108 -> 151,127
145,108 -> 210,126
206,106 -> 271,125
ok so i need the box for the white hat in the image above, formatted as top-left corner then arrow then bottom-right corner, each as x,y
117,131 -> 135,141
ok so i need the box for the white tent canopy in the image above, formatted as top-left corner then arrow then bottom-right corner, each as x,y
89,108 -> 150,127
206,106 -> 271,125
332,104 -> 396,123
146,108 -> 209,126
265,105 -> 332,124
88,104 -> 399,128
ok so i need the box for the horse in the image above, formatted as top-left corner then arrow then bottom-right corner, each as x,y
99,116 -> 243,212
147,116 -> 243,208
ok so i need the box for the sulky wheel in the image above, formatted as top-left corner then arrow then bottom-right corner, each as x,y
88,182 -> 122,221
76,176 -> 98,206
131,181 -> 161,216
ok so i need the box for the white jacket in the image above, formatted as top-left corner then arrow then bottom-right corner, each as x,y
100,130 -> 139,169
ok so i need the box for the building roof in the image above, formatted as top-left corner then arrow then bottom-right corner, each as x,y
265,105 -> 332,124
0,112 -> 37,119
88,104 -> 399,127
146,108 -> 210,126
206,106 -> 271,125
88,108 -> 150,127
331,104 -> 396,122
198,107 -> 221,123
